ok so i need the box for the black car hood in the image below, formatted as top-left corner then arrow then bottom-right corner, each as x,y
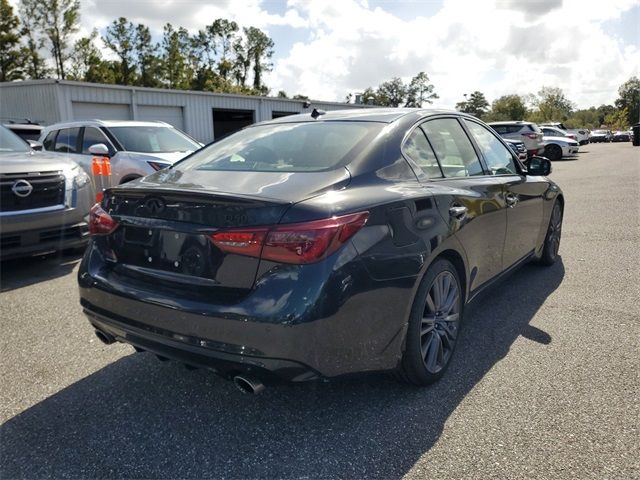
124,167 -> 352,204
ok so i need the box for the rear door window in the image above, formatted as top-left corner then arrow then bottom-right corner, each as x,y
54,128 -> 80,153
403,127 -> 443,178
42,130 -> 58,150
81,127 -> 112,154
465,120 -> 518,175
421,118 -> 484,177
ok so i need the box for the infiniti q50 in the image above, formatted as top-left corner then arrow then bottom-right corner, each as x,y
78,109 -> 563,390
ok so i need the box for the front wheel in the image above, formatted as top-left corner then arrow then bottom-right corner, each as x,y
538,201 -> 563,266
545,144 -> 563,161
396,259 -> 463,386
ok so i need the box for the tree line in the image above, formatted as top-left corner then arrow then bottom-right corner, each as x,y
356,75 -> 639,130
0,0 -> 279,96
452,79 -> 639,130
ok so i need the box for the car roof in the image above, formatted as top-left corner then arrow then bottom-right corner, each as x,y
487,120 -> 535,125
3,123 -> 43,131
42,120 -> 173,130
254,108 -> 462,126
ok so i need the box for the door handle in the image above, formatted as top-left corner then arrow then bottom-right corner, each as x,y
505,193 -> 519,207
449,205 -> 467,218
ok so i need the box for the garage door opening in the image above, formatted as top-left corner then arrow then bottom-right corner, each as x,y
272,111 -> 298,119
212,109 -> 254,139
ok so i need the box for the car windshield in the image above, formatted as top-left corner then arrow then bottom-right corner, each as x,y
0,126 -> 31,153
176,122 -> 383,173
109,126 -> 200,153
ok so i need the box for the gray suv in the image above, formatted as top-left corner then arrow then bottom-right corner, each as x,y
487,121 -> 545,157
0,126 -> 93,260
39,120 -> 202,189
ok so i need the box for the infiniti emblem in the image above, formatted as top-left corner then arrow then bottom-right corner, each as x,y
144,196 -> 166,214
11,179 -> 33,198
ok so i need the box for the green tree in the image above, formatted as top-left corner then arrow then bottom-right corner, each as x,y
18,0 -> 48,79
531,86 -> 574,122
68,30 -> 114,83
244,26 -> 274,93
614,76 -> 640,126
22,0 -> 81,79
277,90 -> 288,98
456,91 -> 489,118
210,19 -> 238,80
596,104 -> 616,126
0,0 -> 23,81
486,94 -> 527,121
135,24 -> 161,88
405,72 -> 438,107
604,107 -> 629,130
161,23 -> 193,89
376,77 -> 406,107
564,108 -> 599,129
103,17 -> 137,85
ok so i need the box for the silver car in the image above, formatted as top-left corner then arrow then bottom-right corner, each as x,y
542,135 -> 579,161
487,121 -> 545,157
38,120 -> 203,190
0,125 -> 94,260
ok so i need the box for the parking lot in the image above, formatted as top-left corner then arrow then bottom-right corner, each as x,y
1,142 -> 638,479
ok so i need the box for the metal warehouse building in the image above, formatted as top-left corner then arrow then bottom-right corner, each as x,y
0,80 -> 367,143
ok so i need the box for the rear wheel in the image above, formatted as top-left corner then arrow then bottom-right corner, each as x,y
539,201 -> 563,266
545,144 -> 563,161
396,259 -> 463,386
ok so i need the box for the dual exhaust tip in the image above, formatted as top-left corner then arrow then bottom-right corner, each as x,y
94,329 -> 265,394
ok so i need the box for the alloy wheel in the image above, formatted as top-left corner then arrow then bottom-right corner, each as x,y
420,271 -> 460,374
547,204 -> 562,258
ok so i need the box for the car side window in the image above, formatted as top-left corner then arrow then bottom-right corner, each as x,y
42,130 -> 57,150
403,127 -> 443,178
422,118 -> 484,177
82,127 -> 112,154
465,120 -> 518,175
54,128 -> 80,153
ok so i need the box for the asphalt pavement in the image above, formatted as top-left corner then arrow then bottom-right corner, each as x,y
1,142 -> 638,479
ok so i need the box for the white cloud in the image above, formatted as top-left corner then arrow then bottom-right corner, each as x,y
268,0 -> 639,108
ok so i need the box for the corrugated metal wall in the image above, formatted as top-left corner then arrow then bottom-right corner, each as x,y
0,82 -> 61,125
0,80 -> 368,143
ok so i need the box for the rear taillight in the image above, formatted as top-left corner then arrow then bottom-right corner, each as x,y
89,203 -> 119,235
522,132 -> 539,139
210,212 -> 369,264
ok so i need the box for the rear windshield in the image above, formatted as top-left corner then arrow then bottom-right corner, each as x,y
109,126 -> 200,153
176,122 -> 383,173
0,126 -> 30,153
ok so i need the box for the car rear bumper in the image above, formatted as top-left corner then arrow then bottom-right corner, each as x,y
78,243 -> 416,382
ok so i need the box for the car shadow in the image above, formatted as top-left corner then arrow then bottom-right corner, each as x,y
0,250 -> 84,292
0,260 -> 564,479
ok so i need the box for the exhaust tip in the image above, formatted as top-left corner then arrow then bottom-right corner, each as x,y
233,375 -> 265,395
94,329 -> 115,345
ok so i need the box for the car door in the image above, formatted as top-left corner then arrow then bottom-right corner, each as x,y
463,119 -> 547,269
414,117 -> 507,291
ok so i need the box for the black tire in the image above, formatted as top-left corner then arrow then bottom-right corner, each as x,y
119,175 -> 142,184
396,258 -> 463,386
545,144 -> 562,161
538,201 -> 563,266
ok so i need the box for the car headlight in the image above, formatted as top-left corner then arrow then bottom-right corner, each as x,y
64,165 -> 90,188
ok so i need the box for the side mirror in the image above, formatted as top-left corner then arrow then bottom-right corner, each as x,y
88,143 -> 110,157
526,156 -> 552,176
27,139 -> 43,151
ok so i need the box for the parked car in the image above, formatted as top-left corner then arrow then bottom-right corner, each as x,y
3,121 -> 44,149
504,138 -> 528,161
543,134 -> 580,160
589,130 -> 613,143
487,121 -> 545,157
571,129 -> 590,145
0,125 -> 93,260
79,108 -> 563,391
611,131 -> 631,142
540,126 -> 578,142
39,120 -> 203,191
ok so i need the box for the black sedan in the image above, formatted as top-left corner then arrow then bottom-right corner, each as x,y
78,109 -> 563,392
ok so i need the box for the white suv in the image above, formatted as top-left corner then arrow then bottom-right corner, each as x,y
39,120 -> 203,187
487,121 -> 545,157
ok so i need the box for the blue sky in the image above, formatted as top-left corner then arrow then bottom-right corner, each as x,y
10,0 -> 639,107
